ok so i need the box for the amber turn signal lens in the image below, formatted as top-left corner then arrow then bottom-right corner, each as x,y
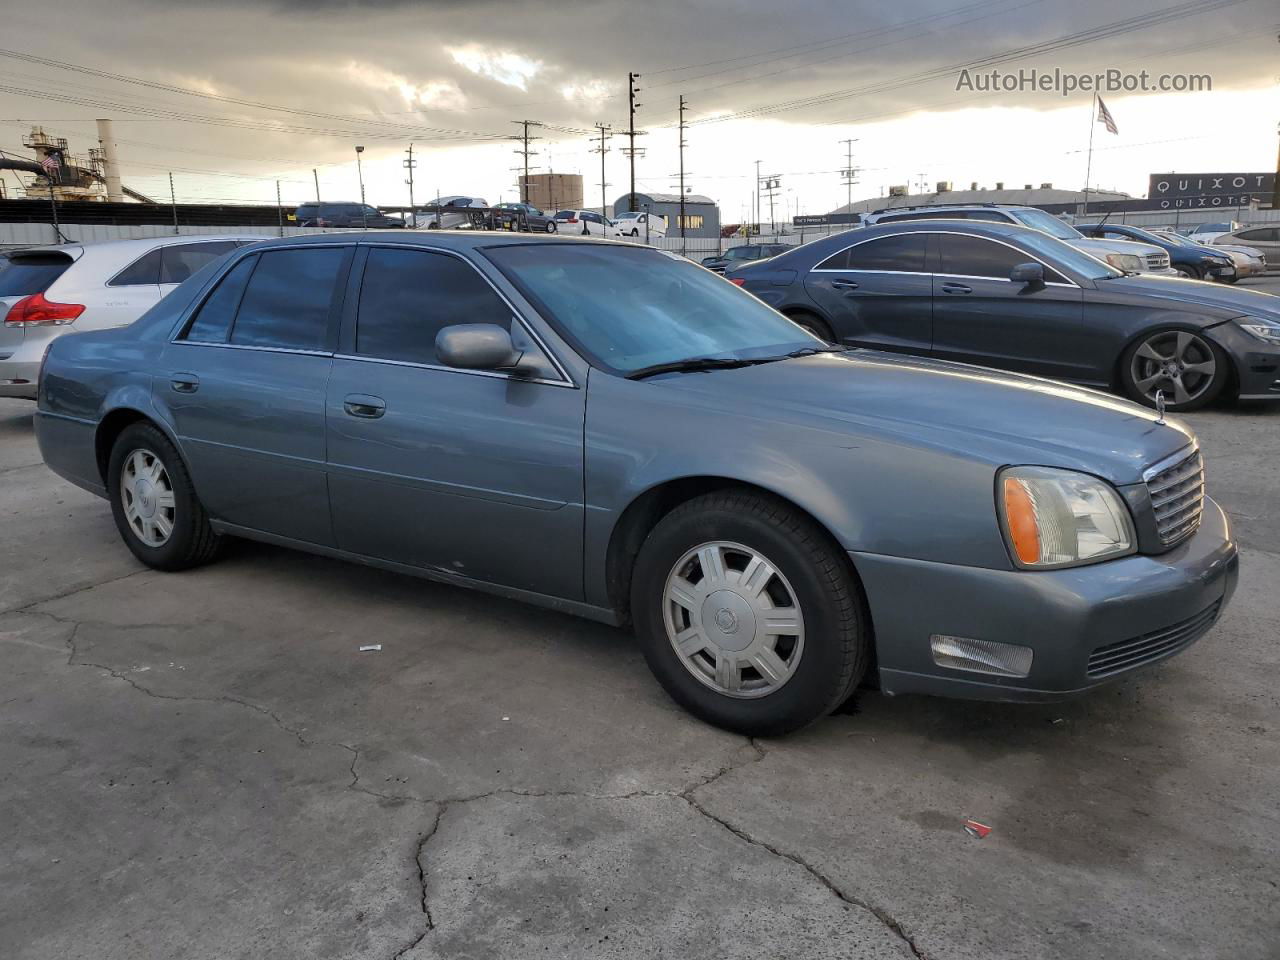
1003,476 -> 1041,566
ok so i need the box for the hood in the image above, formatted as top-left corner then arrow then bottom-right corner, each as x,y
1070,237 -> 1164,259
1094,273 -> 1280,319
661,351 -> 1193,485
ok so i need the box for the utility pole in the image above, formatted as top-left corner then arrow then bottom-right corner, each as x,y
626,72 -> 642,212
404,144 -> 417,228
754,159 -> 761,237
355,145 -> 367,229
510,120 -> 543,203
312,168 -> 321,228
678,95 -> 688,252
590,123 -> 612,220
1271,120 -> 1279,210
276,180 -> 284,237
168,172 -> 178,235
762,175 -> 781,234
840,138 -> 859,224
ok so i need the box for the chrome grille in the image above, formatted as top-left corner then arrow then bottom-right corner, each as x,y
1145,446 -> 1204,545
1144,253 -> 1171,271
1086,601 -> 1220,677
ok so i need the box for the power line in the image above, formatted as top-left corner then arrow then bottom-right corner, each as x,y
510,120 -> 542,203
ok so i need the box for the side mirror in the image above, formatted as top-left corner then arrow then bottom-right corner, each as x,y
435,324 -> 525,372
1010,262 -> 1044,285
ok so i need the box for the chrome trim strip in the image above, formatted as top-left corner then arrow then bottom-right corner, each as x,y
1142,441 -> 1200,484
331,352 -> 573,389
170,341 -> 333,358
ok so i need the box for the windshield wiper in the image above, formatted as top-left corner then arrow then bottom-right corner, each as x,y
626,346 -> 850,380
625,357 -> 756,380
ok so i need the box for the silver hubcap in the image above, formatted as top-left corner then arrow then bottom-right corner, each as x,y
1131,331 -> 1217,406
663,541 -> 805,699
121,448 -> 175,547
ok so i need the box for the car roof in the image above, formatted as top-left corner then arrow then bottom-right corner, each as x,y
8,234 -> 263,258
237,231 -> 622,253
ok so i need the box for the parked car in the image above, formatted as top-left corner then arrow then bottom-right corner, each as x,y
701,244 -> 791,274
1,235 -> 258,400
730,220 -> 1280,411
863,204 -> 1174,275
292,202 -> 404,229
494,202 -> 556,233
1213,225 -> 1279,269
422,196 -> 488,230
35,233 -> 1239,735
613,210 -> 667,240
1186,221 -> 1240,243
1150,230 -> 1265,283
553,209 -> 619,238
1076,222 -> 1236,282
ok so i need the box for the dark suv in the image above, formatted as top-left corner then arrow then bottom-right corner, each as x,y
701,244 -> 790,274
494,202 -> 556,233
292,202 -> 404,229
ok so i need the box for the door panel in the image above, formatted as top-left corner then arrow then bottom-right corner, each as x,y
801,233 -> 932,353
326,361 -> 585,598
928,233 -> 1089,380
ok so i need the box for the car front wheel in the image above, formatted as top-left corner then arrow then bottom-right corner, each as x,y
1173,265 -> 1203,280
545,221 -> 557,233
1120,329 -> 1229,411
108,422 -> 221,570
631,490 -> 869,736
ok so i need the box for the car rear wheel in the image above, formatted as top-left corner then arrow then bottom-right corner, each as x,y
631,490 -> 869,736
108,422 -> 221,571
1173,264 -> 1203,280
545,221 -> 557,233
786,311 -> 834,343
1120,329 -> 1229,411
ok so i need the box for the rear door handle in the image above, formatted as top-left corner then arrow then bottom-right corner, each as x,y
343,394 -> 386,419
170,373 -> 200,393
941,282 -> 972,295
830,279 -> 859,290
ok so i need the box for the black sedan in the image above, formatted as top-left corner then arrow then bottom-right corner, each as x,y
731,220 -> 1280,411
494,202 -> 557,233
701,243 -> 791,274
1077,222 -> 1236,282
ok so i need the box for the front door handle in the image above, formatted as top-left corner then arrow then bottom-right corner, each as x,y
941,282 -> 972,295
170,373 -> 200,393
343,394 -> 386,419
830,279 -> 859,290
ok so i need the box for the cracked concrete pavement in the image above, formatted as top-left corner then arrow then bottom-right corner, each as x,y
1,394 -> 1278,959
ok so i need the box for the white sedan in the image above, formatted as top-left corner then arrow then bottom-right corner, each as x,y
612,210 -> 667,240
551,210 -> 621,238
1,234 -> 260,399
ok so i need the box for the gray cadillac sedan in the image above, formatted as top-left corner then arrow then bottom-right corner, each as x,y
35,233 -> 1239,735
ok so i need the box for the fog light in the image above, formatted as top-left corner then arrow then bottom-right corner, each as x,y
930,635 -> 1033,678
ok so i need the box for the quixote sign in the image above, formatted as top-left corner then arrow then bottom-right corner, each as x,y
1148,172 -> 1274,201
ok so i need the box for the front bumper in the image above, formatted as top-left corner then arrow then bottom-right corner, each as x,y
1206,322 -> 1280,400
853,496 -> 1238,702
1206,263 -> 1236,280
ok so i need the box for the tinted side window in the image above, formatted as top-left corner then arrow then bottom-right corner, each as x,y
161,241 -> 239,284
355,248 -> 510,365
966,210 -> 1011,222
1238,228 -> 1277,241
184,256 -> 256,343
939,234 -> 1065,282
842,234 -> 928,272
109,249 -> 163,287
230,248 -> 345,350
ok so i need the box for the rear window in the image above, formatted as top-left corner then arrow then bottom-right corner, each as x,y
0,253 -> 73,296
554,211 -> 577,220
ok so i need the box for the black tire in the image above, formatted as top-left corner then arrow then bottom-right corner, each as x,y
1173,264 -> 1203,281
787,311 -> 835,344
107,421 -> 221,571
1222,276 -> 1239,284
629,228 -> 639,237
1119,329 -> 1230,412
631,490 -> 869,736
545,221 -> 557,233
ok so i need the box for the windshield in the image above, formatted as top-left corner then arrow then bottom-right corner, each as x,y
485,244 -> 820,374
614,211 -> 640,220
1012,231 -> 1122,280
1009,208 -> 1081,240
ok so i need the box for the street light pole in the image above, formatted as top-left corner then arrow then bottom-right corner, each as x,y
355,145 -> 367,229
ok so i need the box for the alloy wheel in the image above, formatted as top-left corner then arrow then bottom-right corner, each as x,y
662,541 -> 805,699
120,448 -> 176,546
1129,330 -> 1217,406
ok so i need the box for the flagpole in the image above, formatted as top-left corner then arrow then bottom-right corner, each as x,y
1082,92 -> 1096,218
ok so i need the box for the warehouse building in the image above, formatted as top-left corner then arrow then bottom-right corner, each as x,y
613,191 -> 721,238
829,182 -> 1130,218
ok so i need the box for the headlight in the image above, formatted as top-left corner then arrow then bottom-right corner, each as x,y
998,467 -> 1135,569
1236,316 -> 1280,345
1104,253 -> 1142,273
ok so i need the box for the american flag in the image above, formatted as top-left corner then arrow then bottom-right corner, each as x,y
40,151 -> 60,178
1096,97 -> 1118,135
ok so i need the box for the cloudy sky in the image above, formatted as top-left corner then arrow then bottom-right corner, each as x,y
0,0 -> 1275,218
